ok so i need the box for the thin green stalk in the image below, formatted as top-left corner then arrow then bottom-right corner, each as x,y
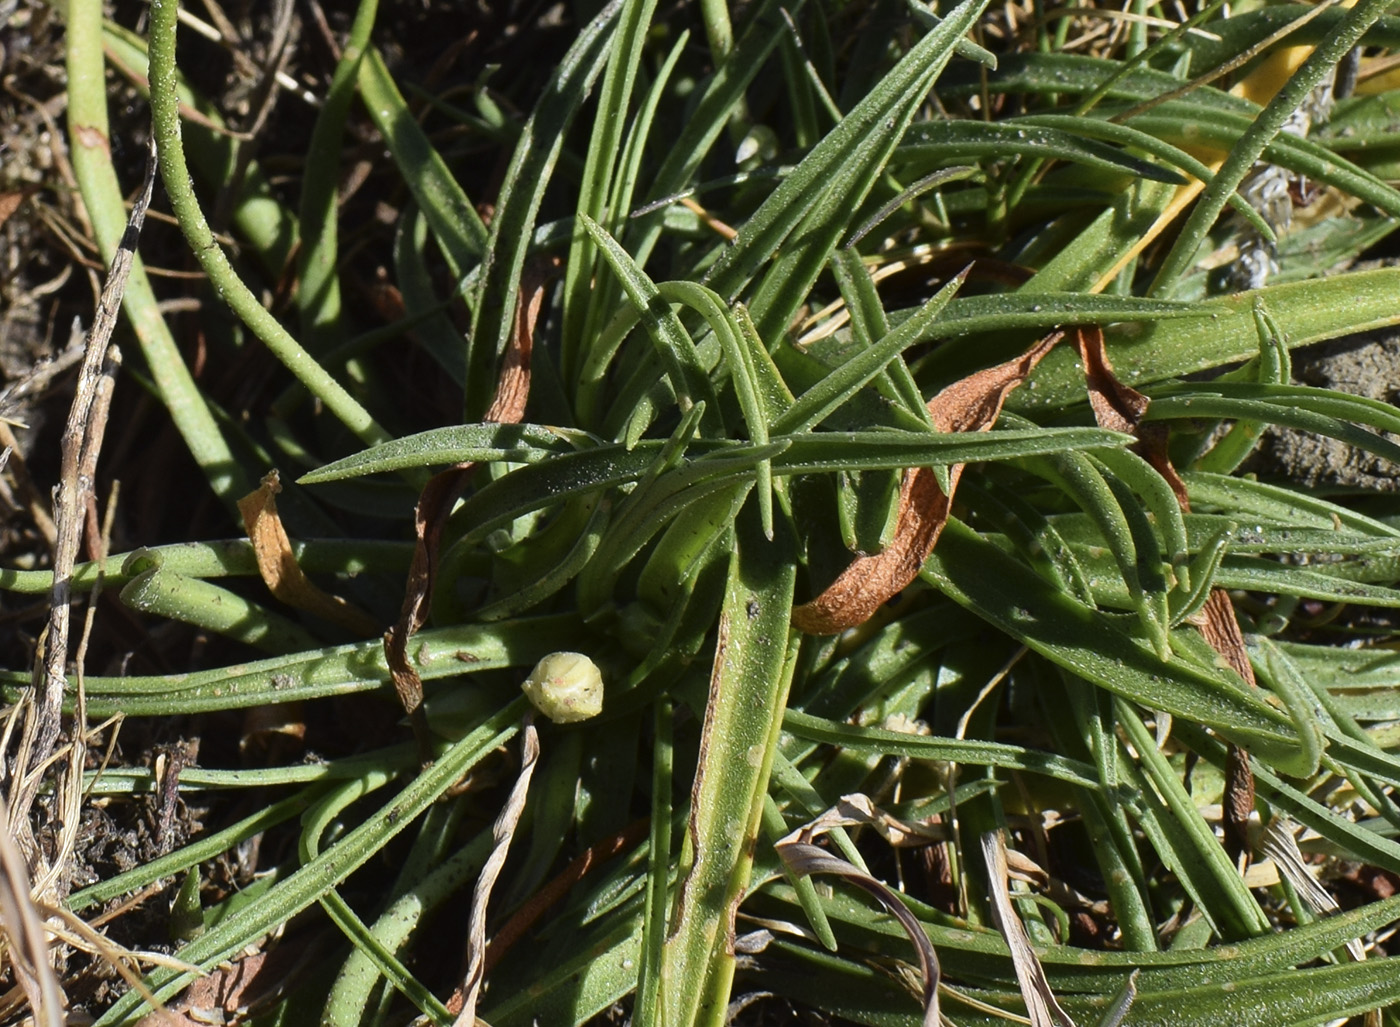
100,19 -> 299,276
634,696 -> 675,1027
0,538 -> 410,595
322,830 -> 492,1026
65,0 -> 247,504
301,777 -> 454,1026
297,0 -> 380,354
91,699 -> 525,1026
1116,700 -> 1271,939
67,789 -> 319,912
146,0 -> 390,449
699,0 -> 733,62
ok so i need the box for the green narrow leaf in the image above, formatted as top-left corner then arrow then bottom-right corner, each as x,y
660,501 -> 798,1026
774,270 -> 965,435
561,0 -> 662,376
357,48 -> 487,275
657,281 -> 776,535
581,215 -> 720,419
921,519 -> 1302,767
467,0 -> 620,416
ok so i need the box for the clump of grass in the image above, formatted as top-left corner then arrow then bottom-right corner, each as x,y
9,0 -> 1400,1024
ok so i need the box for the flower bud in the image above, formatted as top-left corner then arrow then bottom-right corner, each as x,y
522,652 -> 603,724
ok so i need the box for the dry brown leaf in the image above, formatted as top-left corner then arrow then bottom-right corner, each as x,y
0,800 -> 65,1027
134,951 -> 268,1027
237,470 -> 379,637
776,826 -> 941,1027
0,190 -> 29,233
791,792 -> 947,848
383,260 -> 553,751
793,331 -> 1063,634
450,720 -> 540,1027
1072,324 -> 1148,434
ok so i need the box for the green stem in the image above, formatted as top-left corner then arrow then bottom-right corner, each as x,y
321,828 -> 491,1026
297,0 -> 380,354
65,0 -> 247,504
101,19 -> 299,275
301,777 -> 455,1026
146,0 -> 391,449
91,700 -> 525,1026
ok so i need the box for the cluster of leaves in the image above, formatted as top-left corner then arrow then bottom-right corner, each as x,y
13,0 -> 1400,1023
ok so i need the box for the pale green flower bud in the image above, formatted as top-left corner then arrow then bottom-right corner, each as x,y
522,652 -> 603,723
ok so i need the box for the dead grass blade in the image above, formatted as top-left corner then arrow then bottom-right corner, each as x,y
449,719 -> 540,1027
777,794 -> 942,1026
237,470 -> 379,636
0,799 -> 65,1027
383,261 -> 549,754
1095,970 -> 1138,1027
1260,819 -> 1367,960
793,331 -> 1063,634
1260,821 -> 1380,1027
775,841 -> 940,1026
20,137 -> 154,784
981,830 -> 1079,1027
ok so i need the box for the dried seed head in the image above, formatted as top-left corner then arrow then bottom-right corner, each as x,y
522,652 -> 603,724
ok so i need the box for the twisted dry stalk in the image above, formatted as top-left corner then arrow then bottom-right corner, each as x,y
0,137 -> 157,1024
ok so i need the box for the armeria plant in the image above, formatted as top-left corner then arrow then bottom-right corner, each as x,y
10,0 -> 1400,1024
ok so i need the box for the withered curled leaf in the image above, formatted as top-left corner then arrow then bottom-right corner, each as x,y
793,331 -> 1062,634
238,470 -> 379,637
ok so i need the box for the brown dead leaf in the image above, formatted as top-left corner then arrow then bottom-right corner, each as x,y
1136,423 -> 1190,509
134,951 -> 268,1027
237,470 -> 379,637
0,801 -> 65,1027
1199,588 -> 1255,687
384,259 -> 553,751
778,842 -> 941,1025
1073,324 -> 1149,435
793,331 -> 1063,634
0,190 -> 30,233
450,721 -> 540,1027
